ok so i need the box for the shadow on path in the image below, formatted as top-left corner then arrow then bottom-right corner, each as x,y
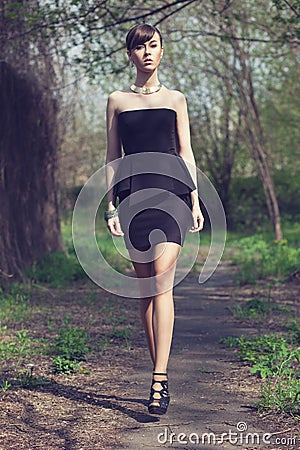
27,381 -> 160,425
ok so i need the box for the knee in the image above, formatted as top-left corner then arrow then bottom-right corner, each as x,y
152,268 -> 175,295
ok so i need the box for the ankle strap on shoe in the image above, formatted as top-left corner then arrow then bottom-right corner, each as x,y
153,372 -> 167,376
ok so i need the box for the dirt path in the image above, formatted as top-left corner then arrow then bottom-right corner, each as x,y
1,261 -> 299,449
113,262 -> 298,450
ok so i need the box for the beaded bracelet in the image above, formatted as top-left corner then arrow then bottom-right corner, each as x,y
104,208 -> 118,222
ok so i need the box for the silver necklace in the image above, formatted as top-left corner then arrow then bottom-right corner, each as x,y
130,83 -> 162,95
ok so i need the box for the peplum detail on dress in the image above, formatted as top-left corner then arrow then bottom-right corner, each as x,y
112,152 -> 196,207
113,108 -> 196,207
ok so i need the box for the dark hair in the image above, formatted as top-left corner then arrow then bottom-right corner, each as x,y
126,24 -> 163,52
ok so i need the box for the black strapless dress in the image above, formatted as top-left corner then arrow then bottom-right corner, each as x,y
113,108 -> 196,251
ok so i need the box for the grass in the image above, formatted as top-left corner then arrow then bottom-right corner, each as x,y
100,302 -> 134,349
0,287 -> 91,378
97,235 -> 132,273
110,325 -> 133,349
52,356 -> 81,375
0,328 -> 37,361
1,368 -> 50,391
286,319 -> 300,344
0,268 -> 139,385
0,324 -> 49,391
27,250 -> 86,288
0,286 -> 48,364
221,332 -> 300,416
12,367 -> 51,388
221,219 -> 300,416
53,324 -> 90,361
49,316 -> 91,374
225,220 -> 300,283
259,377 -> 300,416
0,285 -> 32,324
232,297 -> 290,321
27,216 -> 133,289
221,334 -> 299,378
230,235 -> 300,284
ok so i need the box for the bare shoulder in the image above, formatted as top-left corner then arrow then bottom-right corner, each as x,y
107,90 -> 123,106
168,89 -> 185,102
163,87 -> 187,110
108,89 -> 127,99
107,89 -> 131,113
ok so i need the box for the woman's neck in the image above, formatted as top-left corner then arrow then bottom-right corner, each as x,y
134,71 -> 160,88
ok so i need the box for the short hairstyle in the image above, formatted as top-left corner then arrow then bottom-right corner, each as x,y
126,24 -> 163,52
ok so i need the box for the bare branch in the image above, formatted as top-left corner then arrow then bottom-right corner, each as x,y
282,0 -> 300,17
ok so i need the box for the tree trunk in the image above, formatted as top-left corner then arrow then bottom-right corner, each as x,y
230,39 -> 283,240
0,62 -> 62,282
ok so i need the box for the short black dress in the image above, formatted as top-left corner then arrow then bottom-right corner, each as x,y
113,108 -> 196,251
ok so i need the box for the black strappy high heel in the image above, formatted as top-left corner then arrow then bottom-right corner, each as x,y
148,372 -> 170,415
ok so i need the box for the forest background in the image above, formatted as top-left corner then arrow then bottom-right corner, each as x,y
0,0 -> 299,280
0,3 -> 300,444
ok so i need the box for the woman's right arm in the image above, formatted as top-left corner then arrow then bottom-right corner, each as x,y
105,92 -> 124,236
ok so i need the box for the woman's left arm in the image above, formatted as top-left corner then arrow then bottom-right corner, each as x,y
175,91 -> 204,232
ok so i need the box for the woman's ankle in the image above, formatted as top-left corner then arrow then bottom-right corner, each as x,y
153,370 -> 168,380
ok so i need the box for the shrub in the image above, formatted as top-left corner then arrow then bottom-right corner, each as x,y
231,236 -> 300,283
27,251 -> 86,287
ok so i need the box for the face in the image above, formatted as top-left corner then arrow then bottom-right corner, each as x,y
128,32 -> 163,72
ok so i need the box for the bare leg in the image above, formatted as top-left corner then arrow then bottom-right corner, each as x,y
129,243 -> 180,368
140,296 -> 155,365
152,242 -> 180,372
150,242 -> 181,409
129,242 -> 181,412
128,253 -> 156,365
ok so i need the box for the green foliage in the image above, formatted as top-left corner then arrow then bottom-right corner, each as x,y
222,334 -> 299,378
53,325 -> 89,362
279,220 -> 300,247
221,334 -> 300,415
0,287 -> 32,323
228,176 -> 268,231
233,297 -> 289,321
236,298 -> 271,318
104,313 -> 126,325
0,328 -> 36,361
271,0 -> 300,42
13,367 -> 50,388
62,214 -> 132,278
1,380 -> 11,392
97,235 -> 132,273
286,319 -> 300,344
258,377 -> 300,415
228,172 -> 300,232
1,367 -> 51,390
231,236 -> 300,283
52,356 -> 80,375
27,251 -> 86,287
50,323 -> 90,374
110,325 -> 133,349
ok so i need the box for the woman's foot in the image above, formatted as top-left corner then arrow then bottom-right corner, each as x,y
148,372 -> 170,415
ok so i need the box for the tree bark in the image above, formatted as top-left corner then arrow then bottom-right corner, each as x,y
0,0 -> 63,284
0,62 -> 62,283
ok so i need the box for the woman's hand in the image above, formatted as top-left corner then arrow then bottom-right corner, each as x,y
189,203 -> 204,233
106,216 -> 124,237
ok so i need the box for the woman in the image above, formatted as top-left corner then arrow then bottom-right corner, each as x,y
105,24 -> 204,415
